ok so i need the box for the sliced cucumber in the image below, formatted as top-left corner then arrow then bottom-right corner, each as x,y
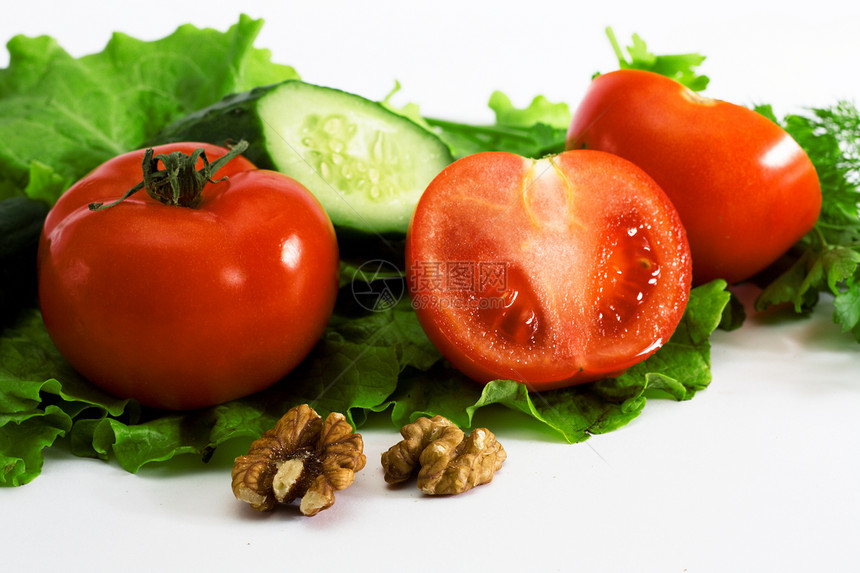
154,80 -> 453,236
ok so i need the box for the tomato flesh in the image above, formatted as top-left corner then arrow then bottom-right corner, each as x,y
406,150 -> 692,390
594,213 -> 661,338
476,265 -> 545,347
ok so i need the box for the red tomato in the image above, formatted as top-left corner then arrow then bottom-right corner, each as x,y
38,143 -> 339,410
566,69 -> 821,285
406,150 -> 691,391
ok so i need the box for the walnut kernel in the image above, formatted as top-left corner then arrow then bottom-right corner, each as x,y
381,415 -> 506,495
231,404 -> 366,516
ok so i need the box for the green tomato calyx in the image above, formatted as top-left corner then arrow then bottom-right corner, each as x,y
88,140 -> 249,211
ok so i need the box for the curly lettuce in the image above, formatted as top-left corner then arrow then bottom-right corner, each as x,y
0,14 -> 298,204
0,21 -> 733,486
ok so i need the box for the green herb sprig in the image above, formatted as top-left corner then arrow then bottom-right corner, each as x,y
754,102 -> 860,340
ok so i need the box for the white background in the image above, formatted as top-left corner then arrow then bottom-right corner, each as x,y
3,1 -> 860,571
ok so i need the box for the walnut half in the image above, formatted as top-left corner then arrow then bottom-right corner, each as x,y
231,404 -> 366,516
381,415 -> 506,495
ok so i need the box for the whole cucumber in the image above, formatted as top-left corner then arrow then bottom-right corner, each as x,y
1,196 -> 50,329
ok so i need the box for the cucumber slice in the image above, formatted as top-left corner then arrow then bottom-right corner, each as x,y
154,81 -> 453,236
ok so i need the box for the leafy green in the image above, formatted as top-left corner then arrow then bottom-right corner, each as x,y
0,14 -> 298,204
1,280 -> 730,483
0,310 -> 137,485
0,21 -> 735,485
427,114 -> 567,159
487,91 -> 572,130
421,89 -> 570,159
753,102 -> 860,340
424,29 -> 708,160
381,81 -> 573,167
378,281 -> 730,442
1,405 -> 71,486
379,80 -> 435,132
604,27 -> 709,91
426,99 -> 569,159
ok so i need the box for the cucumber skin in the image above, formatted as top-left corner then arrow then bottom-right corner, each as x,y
151,83 -> 279,170
0,196 -> 50,330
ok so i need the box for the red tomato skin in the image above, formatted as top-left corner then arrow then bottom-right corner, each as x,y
38,143 -> 339,410
406,150 -> 691,391
566,69 -> 822,285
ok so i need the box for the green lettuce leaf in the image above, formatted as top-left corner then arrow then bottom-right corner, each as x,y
0,20 -> 733,485
382,83 -> 571,159
427,111 -> 568,159
604,27 -> 709,91
424,29 -> 708,160
1,405 -> 72,486
379,80 -> 435,132
0,310 -> 137,485
1,281 -> 729,483
487,91 -> 572,130
0,14 -> 298,204
374,280 -> 730,442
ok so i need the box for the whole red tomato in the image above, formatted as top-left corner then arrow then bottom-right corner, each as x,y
38,142 -> 339,410
566,69 -> 821,285
406,150 -> 691,390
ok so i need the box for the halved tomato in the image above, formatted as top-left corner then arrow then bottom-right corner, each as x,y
406,150 -> 692,391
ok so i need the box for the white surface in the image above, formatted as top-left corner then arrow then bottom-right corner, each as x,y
3,2 -> 860,572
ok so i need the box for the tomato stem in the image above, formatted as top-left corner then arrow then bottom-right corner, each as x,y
88,140 -> 249,211
813,225 -> 828,249
605,27 -> 628,68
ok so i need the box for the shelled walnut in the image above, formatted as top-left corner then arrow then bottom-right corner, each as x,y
231,404 -> 366,516
381,415 -> 506,495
